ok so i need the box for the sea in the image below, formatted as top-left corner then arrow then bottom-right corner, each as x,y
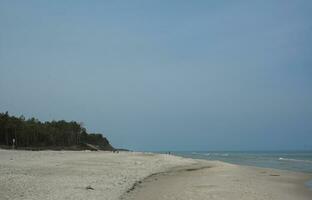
168,151 -> 312,189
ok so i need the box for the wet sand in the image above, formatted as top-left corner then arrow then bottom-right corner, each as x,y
123,161 -> 312,200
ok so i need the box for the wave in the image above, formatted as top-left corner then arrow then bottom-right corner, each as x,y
191,152 -> 211,156
209,153 -> 229,157
278,157 -> 312,163
191,152 -> 228,157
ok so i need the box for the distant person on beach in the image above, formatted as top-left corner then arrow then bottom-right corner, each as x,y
12,138 -> 15,149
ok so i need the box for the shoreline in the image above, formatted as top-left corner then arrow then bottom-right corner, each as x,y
1,150 -> 311,200
120,162 -> 215,198
123,160 -> 312,200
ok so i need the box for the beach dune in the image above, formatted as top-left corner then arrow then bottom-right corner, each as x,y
0,150 -> 311,200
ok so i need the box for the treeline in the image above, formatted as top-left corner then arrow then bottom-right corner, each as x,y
0,112 -> 114,150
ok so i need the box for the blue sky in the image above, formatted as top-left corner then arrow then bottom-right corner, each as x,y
1,0 -> 311,151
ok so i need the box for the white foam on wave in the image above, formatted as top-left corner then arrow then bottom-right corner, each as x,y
211,153 -> 229,157
193,153 -> 229,156
278,157 -> 312,163
191,152 -> 211,156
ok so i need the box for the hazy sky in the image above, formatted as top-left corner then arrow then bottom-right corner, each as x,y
1,0 -> 311,151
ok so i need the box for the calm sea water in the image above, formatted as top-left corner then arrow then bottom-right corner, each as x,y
170,151 -> 312,174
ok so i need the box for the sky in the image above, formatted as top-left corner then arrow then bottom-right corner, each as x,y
1,0 -> 312,151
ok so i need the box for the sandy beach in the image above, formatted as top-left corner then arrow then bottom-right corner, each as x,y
0,150 -> 311,200
125,161 -> 312,200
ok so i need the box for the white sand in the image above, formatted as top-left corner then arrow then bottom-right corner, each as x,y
0,150 -> 195,200
1,150 -> 311,200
